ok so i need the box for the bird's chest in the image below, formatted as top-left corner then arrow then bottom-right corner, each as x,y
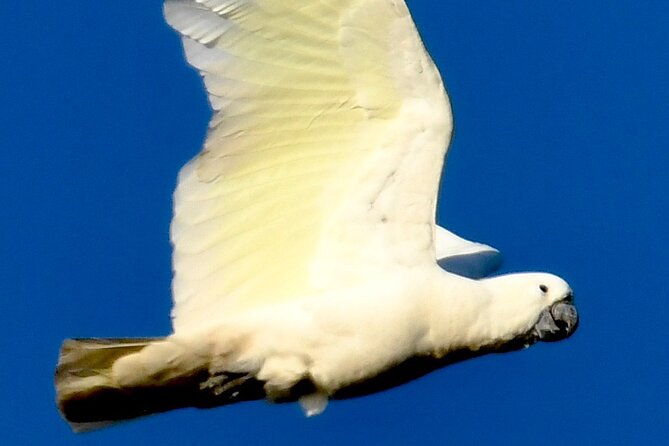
203,269 -> 439,400
254,287 -> 429,393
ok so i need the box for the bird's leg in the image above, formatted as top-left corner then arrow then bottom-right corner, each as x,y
257,355 -> 309,401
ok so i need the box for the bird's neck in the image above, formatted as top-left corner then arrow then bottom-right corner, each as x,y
422,274 -> 537,357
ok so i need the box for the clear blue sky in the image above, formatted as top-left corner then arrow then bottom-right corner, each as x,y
1,1 -> 667,444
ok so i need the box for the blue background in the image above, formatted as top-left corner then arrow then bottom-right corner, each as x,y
2,1 -> 667,444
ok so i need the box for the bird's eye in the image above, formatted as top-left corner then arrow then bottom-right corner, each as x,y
539,284 -> 548,293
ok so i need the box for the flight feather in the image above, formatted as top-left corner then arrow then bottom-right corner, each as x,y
164,0 -> 453,331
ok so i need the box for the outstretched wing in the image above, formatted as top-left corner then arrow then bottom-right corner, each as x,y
164,0 -> 452,331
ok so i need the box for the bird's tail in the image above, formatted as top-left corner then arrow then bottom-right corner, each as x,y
56,337 -> 165,432
55,337 -> 265,432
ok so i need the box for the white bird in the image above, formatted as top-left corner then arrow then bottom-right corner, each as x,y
56,0 -> 578,432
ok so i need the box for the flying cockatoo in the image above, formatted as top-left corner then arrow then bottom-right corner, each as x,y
56,0 -> 578,431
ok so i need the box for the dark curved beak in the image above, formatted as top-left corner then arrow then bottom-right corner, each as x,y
533,293 -> 579,342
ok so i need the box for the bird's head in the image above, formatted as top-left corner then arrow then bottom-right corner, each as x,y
480,272 -> 579,345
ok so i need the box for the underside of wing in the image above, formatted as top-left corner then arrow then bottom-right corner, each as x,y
434,226 -> 502,279
164,0 -> 452,331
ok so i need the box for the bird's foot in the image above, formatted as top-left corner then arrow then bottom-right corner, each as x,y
298,392 -> 329,417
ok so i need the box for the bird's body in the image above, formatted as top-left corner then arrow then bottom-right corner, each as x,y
116,269 -> 437,395
116,268 -> 453,393
56,0 -> 578,431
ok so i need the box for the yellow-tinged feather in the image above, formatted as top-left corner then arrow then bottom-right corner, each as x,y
164,0 -> 452,331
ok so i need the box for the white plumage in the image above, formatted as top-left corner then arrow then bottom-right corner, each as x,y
167,0 -> 452,330
55,0 -> 577,431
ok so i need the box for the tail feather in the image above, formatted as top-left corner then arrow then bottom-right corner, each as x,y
55,337 -> 265,432
57,338 -> 159,381
56,338 -> 162,432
